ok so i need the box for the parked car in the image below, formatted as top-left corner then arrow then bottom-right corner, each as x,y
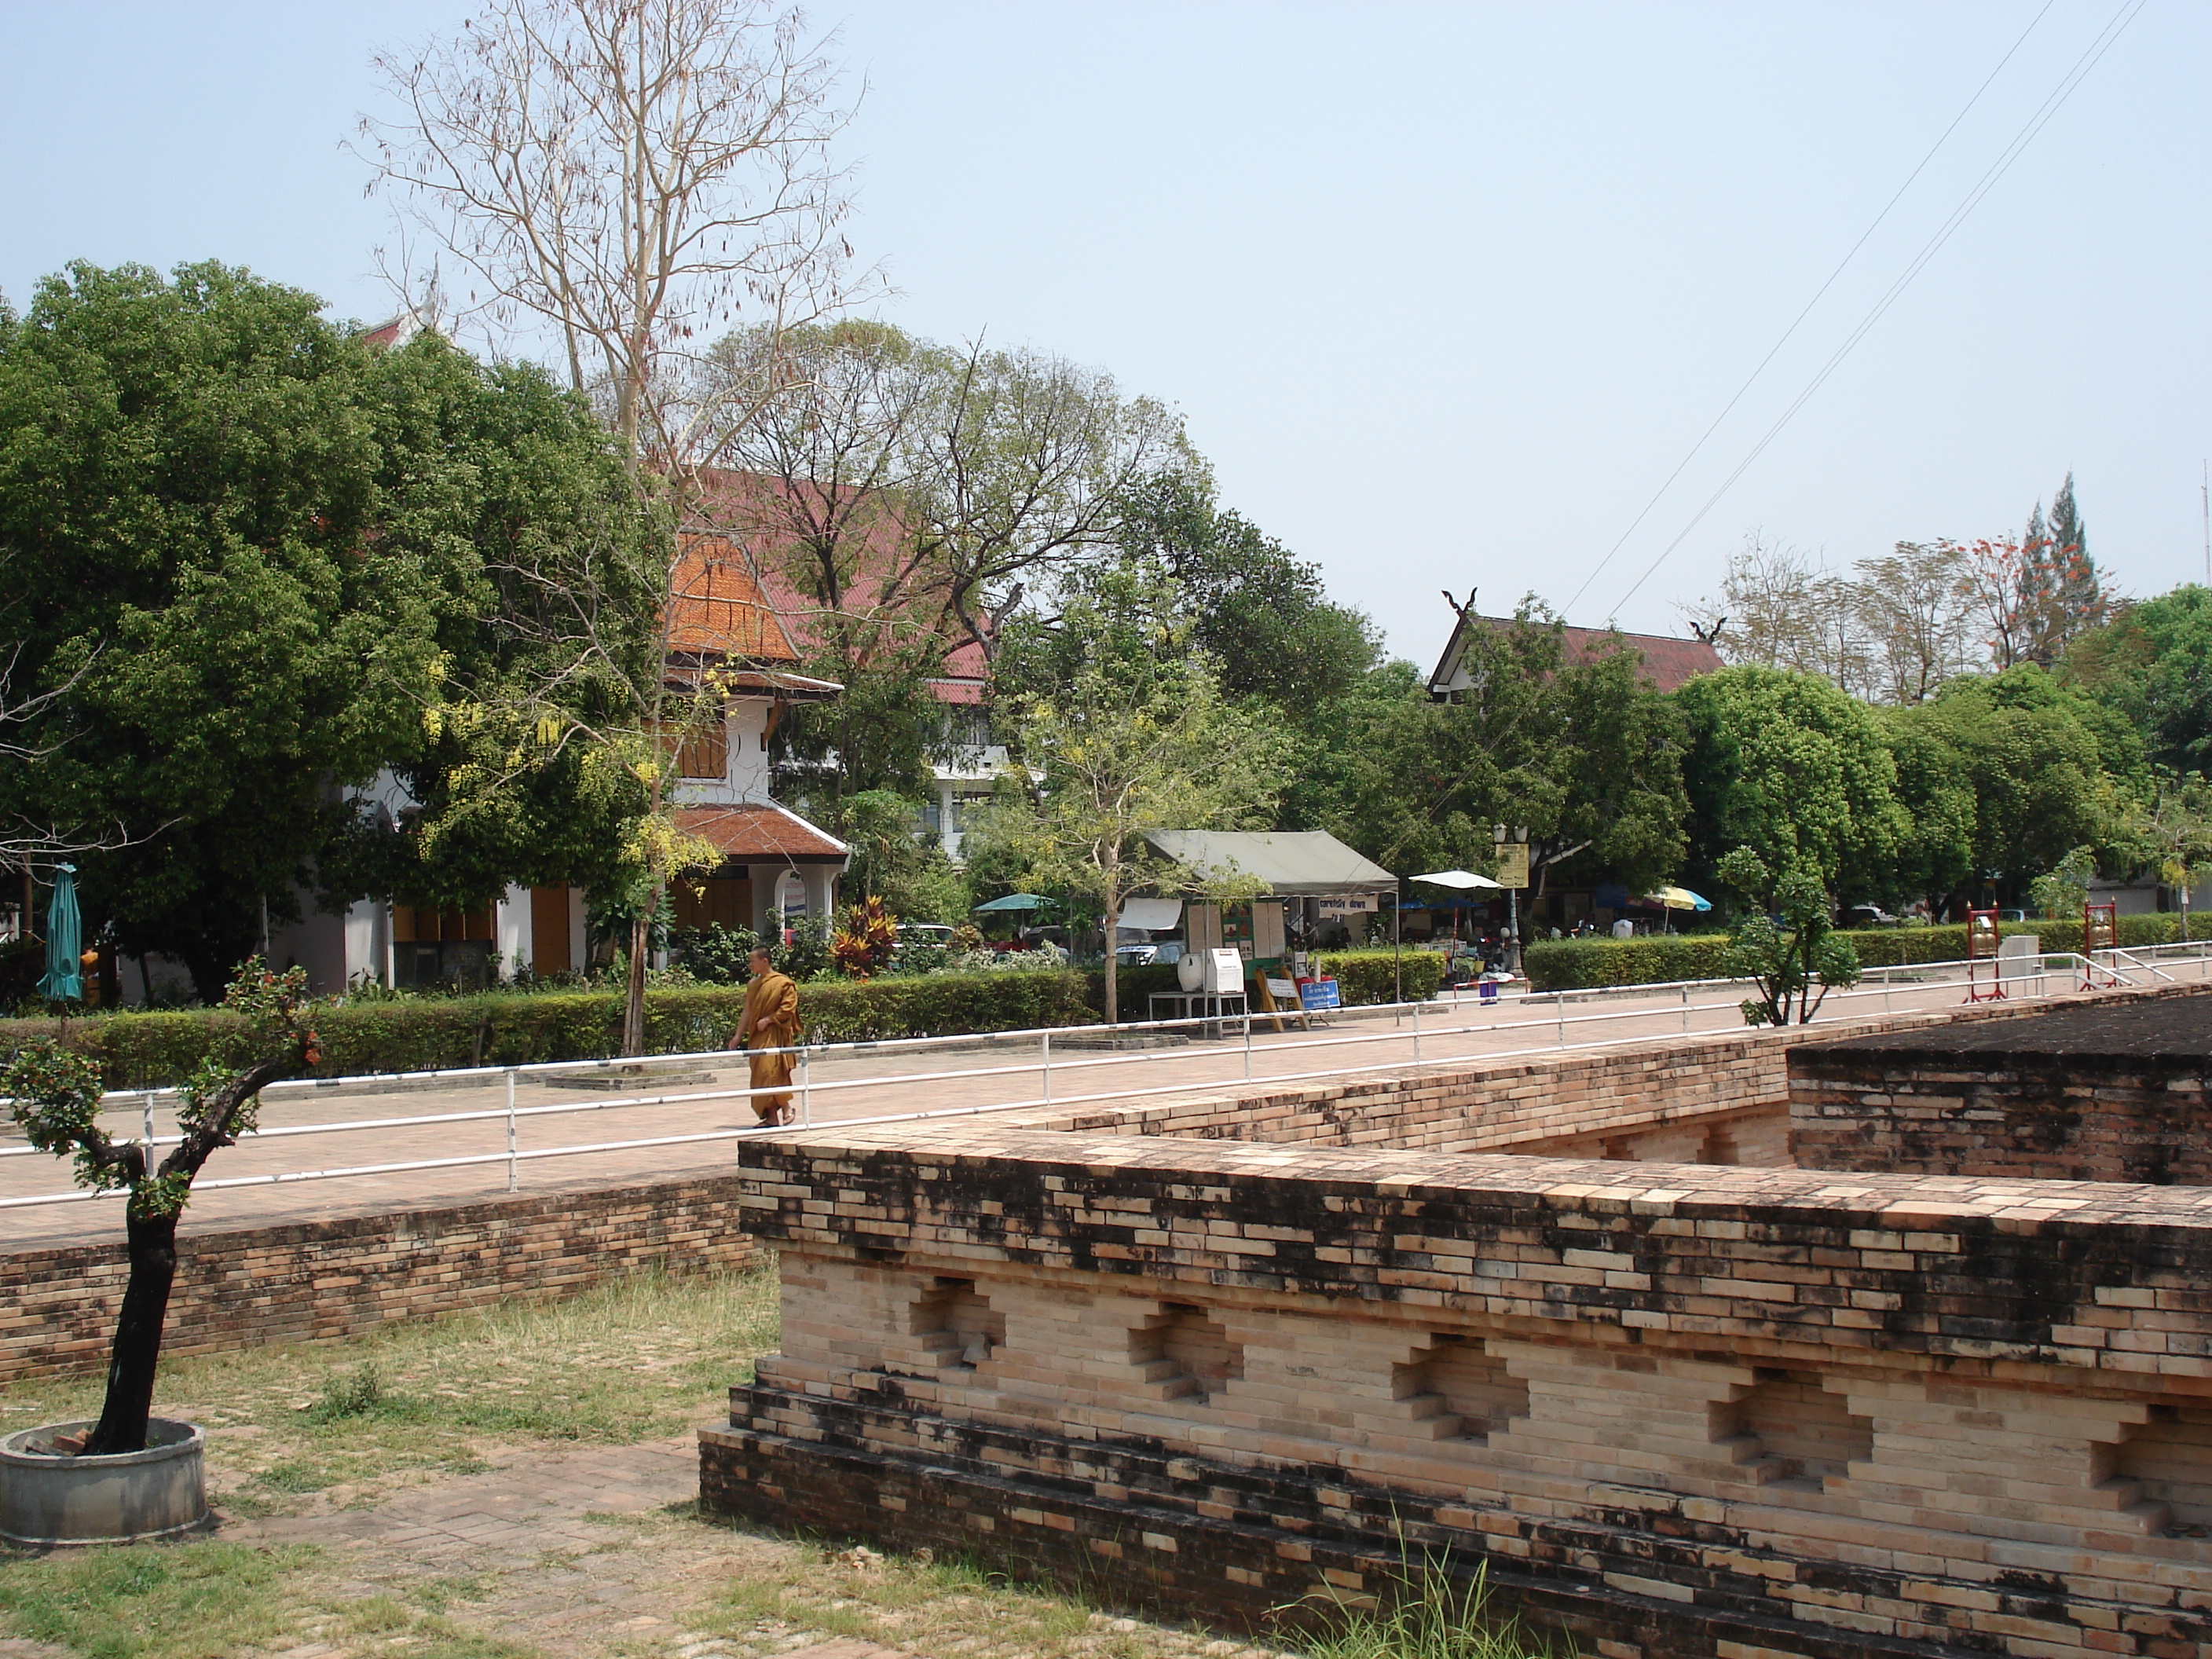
1841,904 -> 1902,928
1114,939 -> 1184,967
890,923 -> 957,964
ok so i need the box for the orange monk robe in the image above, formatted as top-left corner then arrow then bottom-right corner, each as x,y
737,969 -> 801,1119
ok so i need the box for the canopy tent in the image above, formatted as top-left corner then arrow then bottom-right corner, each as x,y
1144,831 -> 1396,897
1111,897 -> 1185,932
972,892 -> 1056,914
1412,869 -> 1504,891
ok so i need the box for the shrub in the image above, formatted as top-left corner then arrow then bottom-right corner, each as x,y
1315,948 -> 1446,1006
0,971 -> 1101,1090
1521,912 -> 2212,991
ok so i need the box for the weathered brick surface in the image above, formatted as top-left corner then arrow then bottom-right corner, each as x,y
0,1174 -> 755,1382
704,1119 -> 2212,1658
1793,995 -> 2212,1185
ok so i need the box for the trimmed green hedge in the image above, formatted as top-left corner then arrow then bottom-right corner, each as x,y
0,969 -> 1100,1090
1316,948 -> 1447,1006
1521,913 -> 2212,993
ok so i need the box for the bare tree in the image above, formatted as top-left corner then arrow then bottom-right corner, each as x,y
360,0 -> 866,1054
362,0 -> 862,474
908,339 -> 1188,664
1848,541 -> 1975,705
1679,531 -> 1831,674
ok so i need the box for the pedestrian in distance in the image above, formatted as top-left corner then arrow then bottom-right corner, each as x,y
733,947 -> 802,1126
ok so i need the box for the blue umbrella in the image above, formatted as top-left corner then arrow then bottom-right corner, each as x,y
38,864 -> 82,1002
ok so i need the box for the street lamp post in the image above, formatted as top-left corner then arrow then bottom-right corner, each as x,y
1495,823 -> 1529,974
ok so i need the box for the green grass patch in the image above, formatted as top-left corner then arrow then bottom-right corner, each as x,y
0,1262 -> 781,1511
1297,1557 -> 1566,1659
0,1540 -> 317,1659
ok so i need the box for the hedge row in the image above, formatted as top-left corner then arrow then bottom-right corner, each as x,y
3,947 -> 1470,1092
1520,912 -> 2212,993
0,969 -> 1100,1091
1082,949 -> 1446,1018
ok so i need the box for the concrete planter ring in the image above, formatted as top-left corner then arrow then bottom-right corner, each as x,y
0,1420 -> 209,1547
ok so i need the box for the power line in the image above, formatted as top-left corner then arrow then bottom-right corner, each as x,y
1561,1 -> 2057,619
1609,0 -> 2148,618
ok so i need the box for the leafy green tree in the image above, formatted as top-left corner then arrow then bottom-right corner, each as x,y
2068,586 -> 2212,775
2116,771 -> 2212,930
0,263 -> 461,998
1675,666 -> 1909,907
836,789 -> 969,924
974,569 -> 1291,1021
1875,706 -> 1978,913
1889,666 -> 2132,906
1716,848 -> 1859,1026
1109,470 -> 1378,712
3,961 -> 318,1452
1314,608 -> 1688,904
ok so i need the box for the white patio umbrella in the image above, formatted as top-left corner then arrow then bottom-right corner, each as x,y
1411,870 -> 1505,889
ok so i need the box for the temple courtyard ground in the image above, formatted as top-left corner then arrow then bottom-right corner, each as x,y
0,1269 -> 1303,1659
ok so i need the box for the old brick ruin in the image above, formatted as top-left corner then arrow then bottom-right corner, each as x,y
701,984 -> 2212,1659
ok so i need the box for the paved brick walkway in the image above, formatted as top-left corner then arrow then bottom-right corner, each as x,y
0,962 -> 2056,1252
207,1430 -> 1283,1659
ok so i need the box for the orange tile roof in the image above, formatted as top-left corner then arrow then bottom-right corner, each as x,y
678,803 -> 848,863
667,536 -> 801,663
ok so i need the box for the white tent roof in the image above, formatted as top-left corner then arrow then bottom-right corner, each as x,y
1112,897 -> 1185,932
1144,831 -> 1397,897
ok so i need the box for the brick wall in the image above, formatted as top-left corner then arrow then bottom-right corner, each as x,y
0,1174 -> 754,1383
704,1122 -> 2212,1659
1791,992 -> 2212,1185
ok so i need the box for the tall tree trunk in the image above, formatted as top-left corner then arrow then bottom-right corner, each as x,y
622,906 -> 651,1057
82,1207 -> 181,1454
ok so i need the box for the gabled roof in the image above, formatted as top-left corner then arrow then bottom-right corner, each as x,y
667,535 -> 803,663
679,802 -> 848,864
1144,830 -> 1397,896
1426,614 -> 1721,699
689,468 -> 994,705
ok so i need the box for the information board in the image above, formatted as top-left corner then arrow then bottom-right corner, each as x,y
1494,844 -> 1529,889
1298,978 -> 1342,1011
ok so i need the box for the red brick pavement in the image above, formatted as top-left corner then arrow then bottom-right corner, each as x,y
0,969 -> 2010,1251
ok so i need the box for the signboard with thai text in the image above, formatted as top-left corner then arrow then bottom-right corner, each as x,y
1494,844 -> 1530,889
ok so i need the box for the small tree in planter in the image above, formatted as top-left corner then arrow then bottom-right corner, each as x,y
1716,848 -> 1860,1027
2,961 -> 319,1454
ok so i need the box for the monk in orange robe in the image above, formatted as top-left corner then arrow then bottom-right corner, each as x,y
734,947 -> 802,1125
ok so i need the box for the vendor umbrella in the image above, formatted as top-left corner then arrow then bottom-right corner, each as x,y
37,864 -> 82,1002
1642,884 -> 1711,936
972,892 -> 1056,914
1412,869 -> 1505,890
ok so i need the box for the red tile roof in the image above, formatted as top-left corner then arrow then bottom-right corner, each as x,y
1427,615 -> 1721,698
678,803 -> 848,863
666,536 -> 802,663
690,470 -> 994,701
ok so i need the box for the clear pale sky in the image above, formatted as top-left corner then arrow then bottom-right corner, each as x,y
3,2 -> 2204,668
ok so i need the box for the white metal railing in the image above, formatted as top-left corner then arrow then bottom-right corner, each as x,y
3,944 -> 2205,1214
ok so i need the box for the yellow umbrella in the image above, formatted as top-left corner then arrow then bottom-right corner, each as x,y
1646,886 -> 1712,912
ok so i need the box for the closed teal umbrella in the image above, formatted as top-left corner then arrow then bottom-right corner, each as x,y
38,864 -> 82,1002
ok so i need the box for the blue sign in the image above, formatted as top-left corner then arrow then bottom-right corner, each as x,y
1298,978 -> 1342,1011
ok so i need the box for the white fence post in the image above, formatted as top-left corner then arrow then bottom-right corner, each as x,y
505,1068 -> 518,1192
